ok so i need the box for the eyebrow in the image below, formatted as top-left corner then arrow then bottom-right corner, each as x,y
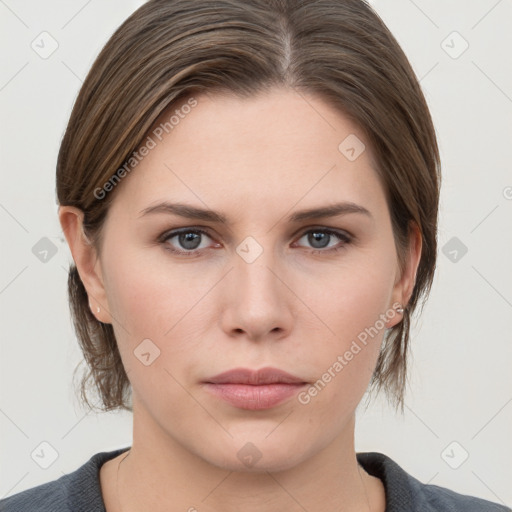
138,201 -> 372,223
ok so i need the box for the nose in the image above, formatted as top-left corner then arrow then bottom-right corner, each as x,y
219,247 -> 294,342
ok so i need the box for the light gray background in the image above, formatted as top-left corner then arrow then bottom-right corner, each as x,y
1,0 -> 511,506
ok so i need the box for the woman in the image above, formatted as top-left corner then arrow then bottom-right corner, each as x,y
1,0 -> 509,511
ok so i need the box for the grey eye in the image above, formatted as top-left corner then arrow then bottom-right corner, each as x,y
177,232 -> 203,250
307,231 -> 332,249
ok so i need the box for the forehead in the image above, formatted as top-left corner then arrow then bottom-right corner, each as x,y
109,88 -> 387,221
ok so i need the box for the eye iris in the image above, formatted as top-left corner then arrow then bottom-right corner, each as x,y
179,232 -> 201,250
308,231 -> 330,249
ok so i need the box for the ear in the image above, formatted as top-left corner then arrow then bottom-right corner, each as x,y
58,205 -> 112,324
386,221 -> 422,329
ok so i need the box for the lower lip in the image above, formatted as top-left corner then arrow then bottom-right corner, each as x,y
203,383 -> 306,410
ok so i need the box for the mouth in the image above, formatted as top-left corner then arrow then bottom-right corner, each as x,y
202,367 -> 308,410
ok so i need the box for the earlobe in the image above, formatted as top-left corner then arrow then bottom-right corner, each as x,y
58,205 -> 111,324
387,222 -> 422,329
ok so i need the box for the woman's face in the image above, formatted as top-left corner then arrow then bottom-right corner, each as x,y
74,88 -> 419,472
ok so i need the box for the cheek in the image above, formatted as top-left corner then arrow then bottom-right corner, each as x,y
306,245 -> 395,341
101,248 -> 210,371
297,250 -> 396,409
103,242 -> 206,332
101,249 -> 232,399
100,224 -> 397,412
101,259 -> 208,413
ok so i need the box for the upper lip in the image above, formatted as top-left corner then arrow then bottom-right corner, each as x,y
205,367 -> 307,385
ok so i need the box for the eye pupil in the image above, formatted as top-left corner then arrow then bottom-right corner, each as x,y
179,232 -> 201,250
308,231 -> 330,249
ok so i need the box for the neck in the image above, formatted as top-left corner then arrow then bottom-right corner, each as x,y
110,409 -> 383,512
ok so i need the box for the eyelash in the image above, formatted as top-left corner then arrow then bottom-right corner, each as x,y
158,227 -> 352,258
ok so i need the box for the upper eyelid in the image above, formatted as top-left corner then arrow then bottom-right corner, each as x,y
294,228 -> 352,247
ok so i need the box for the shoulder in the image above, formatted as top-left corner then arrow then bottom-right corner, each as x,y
0,447 -> 130,512
357,451 -> 511,512
0,476 -> 68,511
418,482 -> 511,512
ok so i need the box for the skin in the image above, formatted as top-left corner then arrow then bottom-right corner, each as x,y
60,87 -> 421,512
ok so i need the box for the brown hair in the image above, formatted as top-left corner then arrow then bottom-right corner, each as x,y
57,0 -> 440,414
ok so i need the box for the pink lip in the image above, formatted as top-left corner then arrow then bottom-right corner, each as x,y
203,367 -> 308,410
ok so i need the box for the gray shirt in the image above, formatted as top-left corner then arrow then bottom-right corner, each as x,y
1,448 -> 510,511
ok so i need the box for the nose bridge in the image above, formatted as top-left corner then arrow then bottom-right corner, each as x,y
221,236 -> 292,339
234,239 -> 281,307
